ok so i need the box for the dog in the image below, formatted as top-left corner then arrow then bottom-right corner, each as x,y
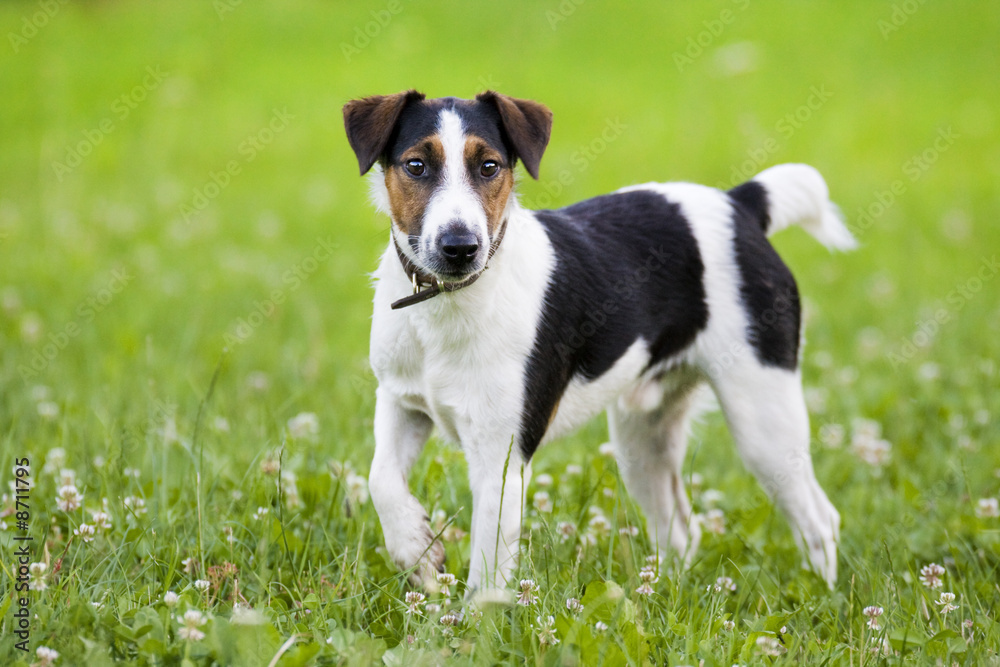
343,90 -> 853,594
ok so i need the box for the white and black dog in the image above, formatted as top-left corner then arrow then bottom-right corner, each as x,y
343,90 -> 854,594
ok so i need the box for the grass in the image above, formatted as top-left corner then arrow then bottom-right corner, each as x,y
1,0 -> 999,664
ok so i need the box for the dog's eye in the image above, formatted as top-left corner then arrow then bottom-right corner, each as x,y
480,161 -> 499,178
404,159 -> 425,177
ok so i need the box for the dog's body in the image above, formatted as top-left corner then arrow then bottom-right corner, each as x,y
344,91 -> 853,594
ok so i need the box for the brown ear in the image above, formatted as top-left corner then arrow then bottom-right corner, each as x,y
343,90 -> 425,175
476,91 -> 553,180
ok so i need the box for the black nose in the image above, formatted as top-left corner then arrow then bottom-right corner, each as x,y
439,233 -> 480,264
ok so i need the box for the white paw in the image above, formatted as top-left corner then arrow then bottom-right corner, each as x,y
386,520 -> 446,590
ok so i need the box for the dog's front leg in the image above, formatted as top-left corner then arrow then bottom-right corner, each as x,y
369,387 -> 443,588
463,438 -> 529,596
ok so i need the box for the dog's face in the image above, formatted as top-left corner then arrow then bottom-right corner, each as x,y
344,91 -> 552,281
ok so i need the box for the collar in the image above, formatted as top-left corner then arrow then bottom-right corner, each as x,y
390,219 -> 508,310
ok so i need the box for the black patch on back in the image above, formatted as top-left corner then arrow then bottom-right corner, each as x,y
728,189 -> 801,371
519,191 -> 708,459
728,180 -> 770,233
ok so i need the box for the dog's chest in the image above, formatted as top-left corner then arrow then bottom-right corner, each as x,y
373,290 -> 540,444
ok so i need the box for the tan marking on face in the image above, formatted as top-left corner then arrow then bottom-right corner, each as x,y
384,135 -> 446,237
464,136 -> 513,238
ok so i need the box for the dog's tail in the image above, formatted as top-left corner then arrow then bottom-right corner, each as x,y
729,163 -> 857,251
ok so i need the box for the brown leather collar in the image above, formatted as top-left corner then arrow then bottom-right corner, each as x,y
390,220 -> 508,310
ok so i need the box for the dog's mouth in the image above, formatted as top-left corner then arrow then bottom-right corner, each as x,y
396,239 -> 484,285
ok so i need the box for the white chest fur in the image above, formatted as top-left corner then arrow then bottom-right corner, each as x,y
370,204 -> 556,446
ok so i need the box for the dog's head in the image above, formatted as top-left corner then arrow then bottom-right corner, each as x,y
344,91 -> 552,281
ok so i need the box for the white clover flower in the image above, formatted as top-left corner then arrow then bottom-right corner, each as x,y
703,508 -> 726,535
194,579 -> 210,592
253,506 -> 270,521
440,611 -> 462,636
58,469 -> 76,486
701,489 -> 725,507
533,491 -> 553,513
442,524 -> 467,542
536,615 -> 559,646
37,401 -> 60,420
164,591 -> 179,607
517,579 -> 539,606
708,576 -> 737,594
534,473 -> 553,488
566,597 -> 583,615
28,562 -> 48,591
345,472 -> 369,506
246,371 -> 270,392
936,592 -> 958,614
404,590 -> 425,615
56,485 -> 82,512
73,523 -> 96,543
182,557 -> 198,575
160,415 -> 180,445
124,496 -> 146,515
564,464 -> 583,476
260,456 -> 280,476
594,621 -> 609,632
435,572 -> 457,598
557,521 -> 576,542
618,525 -> 639,537
91,511 -> 112,532
425,603 -> 441,614
975,497 -> 999,518
636,565 -> 659,597
755,635 -> 783,656
723,619 -> 735,631
851,432 -> 892,467
123,467 -> 140,480
587,513 -> 611,539
281,471 -> 302,509
177,609 -> 207,641
852,417 -> 882,440
863,605 -> 884,630
598,442 -> 615,457
35,646 -> 60,666
286,412 -> 319,440
919,563 -> 946,589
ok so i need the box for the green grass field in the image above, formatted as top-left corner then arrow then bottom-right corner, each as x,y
2,1 -> 999,664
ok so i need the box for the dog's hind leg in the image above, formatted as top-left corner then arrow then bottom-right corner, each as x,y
369,388 -> 443,588
609,372 -> 705,567
708,362 -> 840,587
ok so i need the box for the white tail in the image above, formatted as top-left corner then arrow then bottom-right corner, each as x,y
751,163 -> 857,251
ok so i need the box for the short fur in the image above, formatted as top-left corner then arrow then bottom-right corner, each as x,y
343,90 -> 854,596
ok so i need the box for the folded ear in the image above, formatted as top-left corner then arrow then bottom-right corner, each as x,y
343,90 -> 425,175
476,91 -> 553,180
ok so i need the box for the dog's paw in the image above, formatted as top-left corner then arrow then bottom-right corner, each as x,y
391,520 -> 446,591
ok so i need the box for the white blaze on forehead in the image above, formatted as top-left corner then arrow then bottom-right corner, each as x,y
438,109 -> 469,191
420,109 -> 489,258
